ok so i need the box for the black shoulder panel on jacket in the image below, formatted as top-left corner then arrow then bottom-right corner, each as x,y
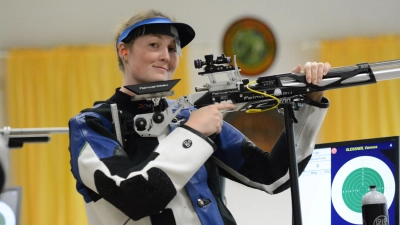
82,103 -> 114,121
84,115 -> 119,143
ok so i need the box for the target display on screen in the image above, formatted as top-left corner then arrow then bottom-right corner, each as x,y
299,136 -> 399,225
0,187 -> 21,225
331,156 -> 395,224
0,201 -> 16,225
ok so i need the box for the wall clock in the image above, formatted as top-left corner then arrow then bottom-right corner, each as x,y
223,17 -> 277,76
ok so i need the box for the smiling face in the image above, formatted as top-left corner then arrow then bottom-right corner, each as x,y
122,34 -> 179,86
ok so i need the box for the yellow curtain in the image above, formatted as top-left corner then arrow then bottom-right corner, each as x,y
6,45 -> 190,225
318,35 -> 400,143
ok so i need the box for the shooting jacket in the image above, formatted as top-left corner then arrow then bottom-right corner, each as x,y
68,89 -> 329,225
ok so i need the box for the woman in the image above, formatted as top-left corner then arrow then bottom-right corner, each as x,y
68,10 -> 330,225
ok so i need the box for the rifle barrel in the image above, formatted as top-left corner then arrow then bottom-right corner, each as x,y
1,127 -> 69,135
370,59 -> 400,81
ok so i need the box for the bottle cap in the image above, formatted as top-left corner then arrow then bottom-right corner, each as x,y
362,185 -> 387,205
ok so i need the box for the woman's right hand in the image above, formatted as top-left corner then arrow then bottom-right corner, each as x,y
185,103 -> 236,136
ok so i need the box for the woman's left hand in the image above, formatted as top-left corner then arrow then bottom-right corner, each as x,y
292,62 -> 331,102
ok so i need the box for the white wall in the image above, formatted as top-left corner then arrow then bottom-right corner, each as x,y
1,0 -> 400,224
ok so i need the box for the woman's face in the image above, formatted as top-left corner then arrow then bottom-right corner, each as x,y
124,34 -> 179,85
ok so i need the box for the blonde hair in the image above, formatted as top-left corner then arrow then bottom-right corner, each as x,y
115,10 -> 176,72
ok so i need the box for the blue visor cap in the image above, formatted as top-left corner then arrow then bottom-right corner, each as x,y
117,17 -> 195,49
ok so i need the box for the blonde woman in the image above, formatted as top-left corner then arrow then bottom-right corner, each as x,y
68,9 -> 330,225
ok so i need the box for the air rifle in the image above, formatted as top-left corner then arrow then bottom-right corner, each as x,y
0,127 -> 68,148
124,54 -> 400,225
124,54 -> 400,137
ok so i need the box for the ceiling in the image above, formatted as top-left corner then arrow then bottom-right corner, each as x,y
1,0 -> 400,52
